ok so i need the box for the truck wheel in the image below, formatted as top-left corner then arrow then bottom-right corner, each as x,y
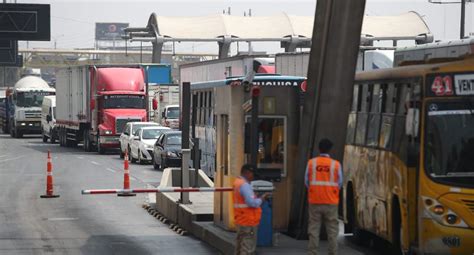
50,130 -> 56,144
83,130 -> 92,152
9,124 -> 14,138
42,132 -> 48,143
97,136 -> 105,154
15,128 -> 22,138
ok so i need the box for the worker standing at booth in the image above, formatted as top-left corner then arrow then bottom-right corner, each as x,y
305,139 -> 342,255
233,164 -> 269,255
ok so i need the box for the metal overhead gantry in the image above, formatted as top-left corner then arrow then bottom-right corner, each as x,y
20,48 -> 218,68
124,12 -> 433,62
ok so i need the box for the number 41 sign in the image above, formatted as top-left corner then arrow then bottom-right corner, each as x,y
431,75 -> 453,96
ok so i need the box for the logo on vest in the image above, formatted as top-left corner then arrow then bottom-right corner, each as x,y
316,165 -> 330,172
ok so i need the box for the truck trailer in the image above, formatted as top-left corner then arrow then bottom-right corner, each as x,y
55,65 -> 149,154
0,76 -> 55,138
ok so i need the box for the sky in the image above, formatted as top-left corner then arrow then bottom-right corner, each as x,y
11,0 -> 473,54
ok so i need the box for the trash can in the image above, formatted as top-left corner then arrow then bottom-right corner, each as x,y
251,180 -> 274,247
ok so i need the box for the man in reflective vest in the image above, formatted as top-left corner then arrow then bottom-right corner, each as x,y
305,138 -> 342,255
233,164 -> 269,255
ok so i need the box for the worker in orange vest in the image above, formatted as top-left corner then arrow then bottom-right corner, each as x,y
305,138 -> 342,255
233,164 -> 270,255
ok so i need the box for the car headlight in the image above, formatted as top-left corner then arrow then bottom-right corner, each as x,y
166,151 -> 177,157
422,196 -> 468,228
20,122 -> 26,126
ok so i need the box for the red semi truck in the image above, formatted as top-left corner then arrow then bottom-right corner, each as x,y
56,65 -> 149,154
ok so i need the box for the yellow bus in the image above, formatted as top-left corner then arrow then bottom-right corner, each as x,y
343,43 -> 474,254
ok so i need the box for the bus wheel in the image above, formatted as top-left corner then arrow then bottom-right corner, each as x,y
348,188 -> 367,245
391,199 -> 405,255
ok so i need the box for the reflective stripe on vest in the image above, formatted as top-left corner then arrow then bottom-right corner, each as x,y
234,204 -> 249,208
310,159 -> 338,187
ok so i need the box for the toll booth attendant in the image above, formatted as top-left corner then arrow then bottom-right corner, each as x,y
305,139 -> 342,255
233,164 -> 270,255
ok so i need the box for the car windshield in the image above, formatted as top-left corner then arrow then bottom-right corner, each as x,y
166,107 -> 180,119
16,92 -> 53,107
103,95 -> 146,109
166,134 -> 181,145
132,124 -> 157,134
142,129 -> 166,140
425,100 -> 474,186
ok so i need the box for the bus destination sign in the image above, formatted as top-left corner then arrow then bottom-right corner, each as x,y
454,74 -> 474,96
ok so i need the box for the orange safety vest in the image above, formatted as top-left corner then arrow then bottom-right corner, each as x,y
233,177 -> 262,227
307,156 -> 340,205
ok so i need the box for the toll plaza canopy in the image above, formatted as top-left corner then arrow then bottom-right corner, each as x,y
125,11 -> 433,61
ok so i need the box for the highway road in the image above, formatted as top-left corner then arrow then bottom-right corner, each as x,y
0,134 -> 216,255
0,134 -> 390,255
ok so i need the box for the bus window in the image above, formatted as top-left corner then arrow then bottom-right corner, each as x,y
361,84 -> 370,112
346,112 -> 357,144
355,113 -> 368,145
393,84 -> 412,156
351,85 -> 360,112
385,83 -> 396,114
379,115 -> 394,149
355,84 -> 370,145
367,84 -> 382,146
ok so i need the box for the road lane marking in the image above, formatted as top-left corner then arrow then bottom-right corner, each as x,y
46,218 -> 78,221
76,156 -> 84,160
0,156 -> 25,163
130,176 -> 138,181
90,161 -> 100,166
0,155 -> 9,158
106,168 -> 116,173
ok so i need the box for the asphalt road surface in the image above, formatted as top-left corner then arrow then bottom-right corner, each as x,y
0,134 -> 391,255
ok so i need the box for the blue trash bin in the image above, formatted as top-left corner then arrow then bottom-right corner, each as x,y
257,198 -> 273,246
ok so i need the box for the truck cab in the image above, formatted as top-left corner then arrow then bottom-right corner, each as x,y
161,104 -> 180,129
7,76 -> 55,138
41,95 -> 57,143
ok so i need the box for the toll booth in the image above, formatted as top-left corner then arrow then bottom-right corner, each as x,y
191,74 -> 306,231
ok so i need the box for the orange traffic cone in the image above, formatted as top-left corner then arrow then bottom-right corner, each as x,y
118,149 -> 136,197
40,150 -> 60,198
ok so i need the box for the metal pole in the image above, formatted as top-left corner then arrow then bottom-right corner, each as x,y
191,93 -> 201,187
250,91 -> 259,167
461,0 -> 466,39
181,82 -> 191,204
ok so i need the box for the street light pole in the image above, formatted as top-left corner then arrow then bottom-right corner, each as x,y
461,0 -> 466,38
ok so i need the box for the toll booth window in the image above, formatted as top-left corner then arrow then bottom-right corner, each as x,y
245,116 -> 286,179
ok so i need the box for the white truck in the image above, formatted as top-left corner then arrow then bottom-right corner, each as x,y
41,95 -> 57,143
2,76 -> 55,138
148,85 -> 180,125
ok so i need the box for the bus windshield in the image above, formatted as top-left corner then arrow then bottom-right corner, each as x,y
103,95 -> 146,109
16,92 -> 53,107
425,100 -> 474,186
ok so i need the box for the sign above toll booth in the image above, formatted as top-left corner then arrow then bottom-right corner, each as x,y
0,4 -> 50,41
95,23 -> 129,41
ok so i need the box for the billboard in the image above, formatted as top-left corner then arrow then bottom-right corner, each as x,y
95,23 -> 129,41
0,4 -> 50,41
